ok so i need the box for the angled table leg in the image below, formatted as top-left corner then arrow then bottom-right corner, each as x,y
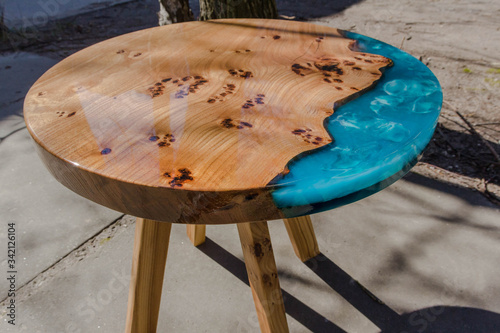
283,215 -> 320,262
237,221 -> 289,333
186,224 -> 206,246
125,218 -> 172,333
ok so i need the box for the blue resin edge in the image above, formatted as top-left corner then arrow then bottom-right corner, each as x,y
271,31 -> 443,216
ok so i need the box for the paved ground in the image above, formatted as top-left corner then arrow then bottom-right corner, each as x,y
0,0 -> 499,332
2,0 -> 135,29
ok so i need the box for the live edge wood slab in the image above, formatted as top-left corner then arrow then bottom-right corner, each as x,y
24,19 -> 391,225
24,18 -> 444,333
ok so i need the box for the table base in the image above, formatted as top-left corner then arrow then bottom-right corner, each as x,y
125,216 -> 319,332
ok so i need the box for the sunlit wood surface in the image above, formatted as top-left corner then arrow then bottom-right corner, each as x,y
24,19 -> 390,224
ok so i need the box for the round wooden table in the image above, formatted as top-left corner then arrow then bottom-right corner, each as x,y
24,19 -> 442,332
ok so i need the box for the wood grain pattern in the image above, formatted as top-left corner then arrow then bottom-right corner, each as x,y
24,19 -> 391,224
125,218 -> 172,333
32,137 -> 283,224
186,224 -> 206,246
283,215 -> 320,262
237,221 -> 289,332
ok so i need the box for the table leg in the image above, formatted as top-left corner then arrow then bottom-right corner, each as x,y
125,218 -> 172,333
186,224 -> 206,246
237,221 -> 289,333
283,215 -> 320,262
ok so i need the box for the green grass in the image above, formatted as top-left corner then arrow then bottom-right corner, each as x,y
485,77 -> 500,87
487,68 -> 500,74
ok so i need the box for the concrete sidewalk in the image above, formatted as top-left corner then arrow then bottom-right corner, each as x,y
1,0 -> 499,332
1,173 -> 499,332
3,0 -> 134,29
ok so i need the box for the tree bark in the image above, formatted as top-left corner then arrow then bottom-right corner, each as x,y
158,0 -> 194,25
199,0 -> 278,20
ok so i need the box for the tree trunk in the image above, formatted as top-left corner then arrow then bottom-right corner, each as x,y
199,0 -> 278,20
158,0 -> 194,25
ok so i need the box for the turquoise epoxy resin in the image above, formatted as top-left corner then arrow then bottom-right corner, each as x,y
272,31 -> 443,215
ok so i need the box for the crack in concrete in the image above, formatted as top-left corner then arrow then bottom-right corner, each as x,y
0,96 -> 25,108
0,213 -> 127,304
0,125 -> 26,143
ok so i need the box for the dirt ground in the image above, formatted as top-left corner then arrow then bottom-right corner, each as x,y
1,0 -> 499,205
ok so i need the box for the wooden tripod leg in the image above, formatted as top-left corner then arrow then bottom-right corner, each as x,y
125,218 -> 172,333
237,221 -> 289,333
186,224 -> 206,246
283,215 -> 320,262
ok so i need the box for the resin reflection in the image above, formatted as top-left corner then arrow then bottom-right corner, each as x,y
272,31 -> 443,211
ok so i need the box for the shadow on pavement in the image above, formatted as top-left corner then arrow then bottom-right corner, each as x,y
306,253 -> 500,332
276,0 -> 364,20
198,242 -> 500,333
386,306 -> 500,333
198,238 -> 347,333
421,125 -> 500,189
404,172 -> 498,210
304,253 -> 401,330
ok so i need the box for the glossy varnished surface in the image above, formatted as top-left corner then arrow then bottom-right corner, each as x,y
24,19 -> 441,223
274,31 -> 443,214
25,19 -> 390,191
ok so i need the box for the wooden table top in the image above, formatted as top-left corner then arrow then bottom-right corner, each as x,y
24,19 -> 442,224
